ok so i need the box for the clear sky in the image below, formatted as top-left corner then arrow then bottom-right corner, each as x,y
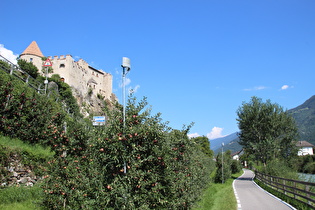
1,0 -> 315,140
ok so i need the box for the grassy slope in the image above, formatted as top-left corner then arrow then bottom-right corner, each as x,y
0,135 -> 53,210
0,186 -> 44,210
0,136 -> 53,158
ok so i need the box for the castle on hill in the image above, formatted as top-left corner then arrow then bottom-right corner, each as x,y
19,41 -> 116,109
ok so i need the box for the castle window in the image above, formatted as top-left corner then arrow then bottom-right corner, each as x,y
60,64 -> 65,68
93,85 -> 96,89
30,58 -> 33,62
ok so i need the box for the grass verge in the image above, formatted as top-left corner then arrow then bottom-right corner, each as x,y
193,171 -> 243,210
0,185 -> 44,210
0,135 -> 54,159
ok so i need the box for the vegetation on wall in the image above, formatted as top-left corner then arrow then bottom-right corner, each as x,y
17,59 -> 39,79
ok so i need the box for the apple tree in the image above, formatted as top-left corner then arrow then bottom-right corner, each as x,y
42,96 -> 214,209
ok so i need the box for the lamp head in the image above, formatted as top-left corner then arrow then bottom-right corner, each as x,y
122,57 -> 131,71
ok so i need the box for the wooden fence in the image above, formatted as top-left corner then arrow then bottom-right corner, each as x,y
255,171 -> 315,208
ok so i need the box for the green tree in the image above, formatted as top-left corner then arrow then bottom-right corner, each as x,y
231,159 -> 242,174
17,59 -> 39,79
192,136 -> 213,158
236,96 -> 298,166
214,150 -> 232,183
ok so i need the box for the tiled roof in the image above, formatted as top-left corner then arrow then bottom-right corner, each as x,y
296,141 -> 315,147
21,41 -> 44,57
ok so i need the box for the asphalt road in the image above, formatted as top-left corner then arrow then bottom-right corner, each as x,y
233,169 -> 296,210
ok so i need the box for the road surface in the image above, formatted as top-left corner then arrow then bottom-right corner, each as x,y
233,169 -> 296,210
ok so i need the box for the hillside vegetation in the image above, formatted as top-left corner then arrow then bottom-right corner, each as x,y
0,59 -> 217,209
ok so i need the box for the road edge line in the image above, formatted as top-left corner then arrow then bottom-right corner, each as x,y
233,169 -> 245,210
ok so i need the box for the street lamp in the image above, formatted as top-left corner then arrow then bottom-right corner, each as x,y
122,57 -> 131,129
222,142 -> 224,184
121,57 -> 131,174
44,67 -> 48,94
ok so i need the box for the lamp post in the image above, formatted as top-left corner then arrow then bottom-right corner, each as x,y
222,142 -> 224,184
121,57 -> 131,174
43,58 -> 52,94
44,67 -> 48,94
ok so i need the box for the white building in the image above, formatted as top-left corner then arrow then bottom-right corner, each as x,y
296,141 -> 314,156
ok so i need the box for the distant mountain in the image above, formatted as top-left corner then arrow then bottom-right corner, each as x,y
288,95 -> 315,145
210,132 -> 241,154
217,137 -> 242,154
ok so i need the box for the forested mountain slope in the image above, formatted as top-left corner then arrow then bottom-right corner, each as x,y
288,95 -> 315,145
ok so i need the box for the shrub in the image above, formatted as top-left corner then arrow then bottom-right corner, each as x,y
231,159 -> 242,174
262,159 -> 298,179
42,96 -> 214,209
17,59 -> 39,79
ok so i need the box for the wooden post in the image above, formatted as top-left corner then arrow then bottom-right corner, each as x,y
305,185 -> 310,205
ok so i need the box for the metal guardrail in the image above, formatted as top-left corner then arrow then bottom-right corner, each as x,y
255,171 -> 315,208
0,54 -> 45,94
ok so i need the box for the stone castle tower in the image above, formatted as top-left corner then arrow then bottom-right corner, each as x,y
20,41 -> 116,115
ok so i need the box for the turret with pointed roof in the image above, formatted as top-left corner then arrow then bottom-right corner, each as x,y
21,41 -> 44,57
19,41 -> 44,71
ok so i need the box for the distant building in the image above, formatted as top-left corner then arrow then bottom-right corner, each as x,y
231,149 -> 243,161
19,41 -> 115,102
296,141 -> 314,156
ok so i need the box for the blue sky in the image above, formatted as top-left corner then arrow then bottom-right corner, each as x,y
1,0 -> 315,140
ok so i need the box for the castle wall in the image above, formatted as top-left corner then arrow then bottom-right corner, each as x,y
19,48 -> 114,104
20,54 -> 43,73
46,55 -> 113,100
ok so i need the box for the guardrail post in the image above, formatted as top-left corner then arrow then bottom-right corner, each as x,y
10,65 -> 14,75
305,185 -> 311,205
294,182 -> 296,199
